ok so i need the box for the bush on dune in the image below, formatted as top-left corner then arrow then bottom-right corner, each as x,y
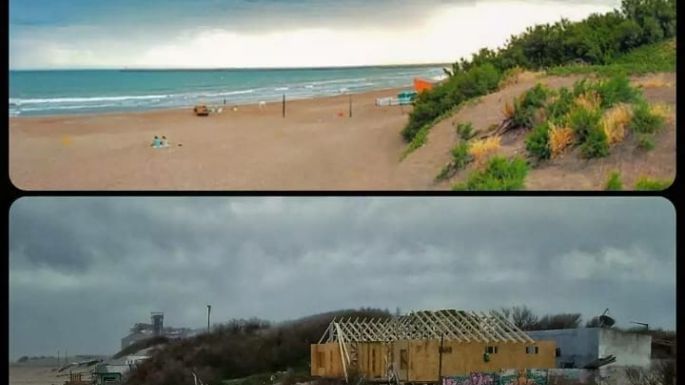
525,123 -> 552,160
404,0 -> 675,144
454,156 -> 529,191
629,102 -> 665,134
634,177 -> 671,191
605,171 -> 623,190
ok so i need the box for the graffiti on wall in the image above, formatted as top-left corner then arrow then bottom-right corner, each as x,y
498,369 -> 547,385
443,368 -> 606,385
443,372 -> 497,385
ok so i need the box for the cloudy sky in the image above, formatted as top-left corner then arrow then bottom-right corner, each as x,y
8,197 -> 675,360
9,0 -> 621,69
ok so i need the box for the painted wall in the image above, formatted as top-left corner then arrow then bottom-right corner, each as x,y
442,368 -> 625,385
597,329 -> 651,367
526,329 -> 599,368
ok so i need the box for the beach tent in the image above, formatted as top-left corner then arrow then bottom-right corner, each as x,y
414,78 -> 434,93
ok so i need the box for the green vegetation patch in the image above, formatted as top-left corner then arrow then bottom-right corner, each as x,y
634,177 -> 671,191
453,156 -> 529,191
405,0 -> 675,145
605,172 -> 623,190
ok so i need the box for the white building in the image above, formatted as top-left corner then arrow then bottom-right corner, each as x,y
527,328 -> 652,369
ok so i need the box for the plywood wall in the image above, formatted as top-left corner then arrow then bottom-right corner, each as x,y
311,343 -> 344,378
312,339 -> 556,382
404,340 -> 557,381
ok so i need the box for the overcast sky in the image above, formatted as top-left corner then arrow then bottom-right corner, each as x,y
9,0 -> 621,69
8,197 -> 675,360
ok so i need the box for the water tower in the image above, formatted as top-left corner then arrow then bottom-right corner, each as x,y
151,312 -> 164,336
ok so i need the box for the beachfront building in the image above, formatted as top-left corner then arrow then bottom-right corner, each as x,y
92,358 -> 130,385
526,328 -> 652,369
310,310 -> 557,383
120,312 -> 195,349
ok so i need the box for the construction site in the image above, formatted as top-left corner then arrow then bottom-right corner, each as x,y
310,309 -> 659,385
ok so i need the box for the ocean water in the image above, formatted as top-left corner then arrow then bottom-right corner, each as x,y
9,66 -> 446,117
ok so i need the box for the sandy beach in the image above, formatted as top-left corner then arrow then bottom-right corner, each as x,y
10,88 -> 427,190
8,365 -> 93,385
9,73 -> 676,191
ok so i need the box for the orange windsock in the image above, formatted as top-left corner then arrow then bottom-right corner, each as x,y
414,78 -> 434,93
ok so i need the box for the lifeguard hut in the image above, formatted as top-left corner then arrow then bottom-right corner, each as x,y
413,78 -> 434,93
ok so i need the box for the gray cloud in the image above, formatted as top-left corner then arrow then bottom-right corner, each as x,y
9,197 -> 675,360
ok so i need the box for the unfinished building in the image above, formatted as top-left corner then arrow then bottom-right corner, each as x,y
310,310 -> 556,383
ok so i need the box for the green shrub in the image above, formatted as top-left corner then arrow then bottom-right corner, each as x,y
454,63 -> 502,99
546,87 -> 575,125
573,79 -> 592,97
403,64 -> 500,143
401,124 -> 432,159
637,133 -> 655,150
510,84 -> 551,128
581,127 -> 610,158
605,172 -> 623,190
451,142 -> 473,169
526,122 -> 552,160
455,122 -> 477,141
454,156 -> 529,191
404,0 -> 676,143
569,106 -> 602,142
436,142 -> 473,181
629,102 -> 664,134
521,83 -> 550,109
634,177 -> 671,190
593,74 -> 642,108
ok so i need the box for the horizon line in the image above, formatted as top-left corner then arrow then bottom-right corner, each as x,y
9,62 -> 453,72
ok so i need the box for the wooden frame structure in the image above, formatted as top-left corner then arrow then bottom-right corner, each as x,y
318,310 -> 534,344
312,310 -> 554,383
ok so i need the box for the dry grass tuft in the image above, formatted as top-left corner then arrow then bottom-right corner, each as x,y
601,103 -> 633,144
574,91 -> 602,111
502,99 -> 516,119
549,124 -> 575,158
468,136 -> 501,165
636,75 -> 672,89
650,103 -> 673,122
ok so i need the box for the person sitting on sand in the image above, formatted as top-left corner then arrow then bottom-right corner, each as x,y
151,136 -> 162,148
161,136 -> 169,147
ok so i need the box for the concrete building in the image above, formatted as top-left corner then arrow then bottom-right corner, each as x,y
120,312 -> 194,350
526,328 -> 651,369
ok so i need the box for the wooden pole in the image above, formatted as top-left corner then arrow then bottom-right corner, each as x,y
282,94 -> 286,118
438,334 -> 444,384
349,94 -> 352,118
207,305 -> 212,332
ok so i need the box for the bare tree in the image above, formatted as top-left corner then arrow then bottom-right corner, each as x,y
498,306 -> 539,330
585,316 -> 602,328
536,313 -> 582,330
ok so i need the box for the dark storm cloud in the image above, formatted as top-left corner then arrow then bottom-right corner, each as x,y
9,197 -> 675,359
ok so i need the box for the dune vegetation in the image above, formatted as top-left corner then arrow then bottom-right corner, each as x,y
402,0 -> 676,164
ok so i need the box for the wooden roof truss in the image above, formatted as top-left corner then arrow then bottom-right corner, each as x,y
319,309 -> 534,344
